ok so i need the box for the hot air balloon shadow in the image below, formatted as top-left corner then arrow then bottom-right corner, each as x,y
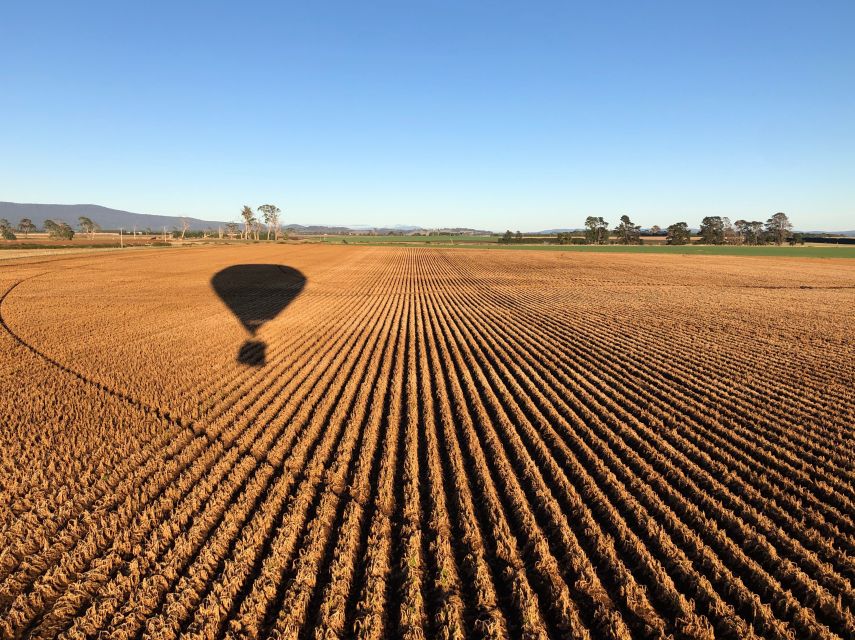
211,264 -> 306,366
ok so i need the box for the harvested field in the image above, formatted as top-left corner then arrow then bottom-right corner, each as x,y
0,244 -> 853,639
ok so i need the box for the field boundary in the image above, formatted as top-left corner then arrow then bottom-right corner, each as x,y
314,241 -> 855,258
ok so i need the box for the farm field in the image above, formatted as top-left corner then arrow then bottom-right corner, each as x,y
312,236 -> 855,258
0,244 -> 853,639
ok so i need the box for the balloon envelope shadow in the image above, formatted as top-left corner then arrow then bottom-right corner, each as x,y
211,264 -> 306,366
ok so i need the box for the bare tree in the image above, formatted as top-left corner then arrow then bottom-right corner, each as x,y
180,218 -> 191,240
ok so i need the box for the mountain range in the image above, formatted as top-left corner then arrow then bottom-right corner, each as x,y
0,202 -> 228,232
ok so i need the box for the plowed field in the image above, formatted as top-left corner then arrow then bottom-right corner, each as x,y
1,245 -> 853,639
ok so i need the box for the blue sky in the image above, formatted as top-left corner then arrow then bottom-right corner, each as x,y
2,1 -> 853,230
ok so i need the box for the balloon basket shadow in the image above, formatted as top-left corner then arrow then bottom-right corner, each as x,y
237,340 -> 266,367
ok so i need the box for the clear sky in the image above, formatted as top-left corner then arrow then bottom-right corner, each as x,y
2,1 -> 853,230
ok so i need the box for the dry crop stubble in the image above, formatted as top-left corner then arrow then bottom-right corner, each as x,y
0,244 -> 853,639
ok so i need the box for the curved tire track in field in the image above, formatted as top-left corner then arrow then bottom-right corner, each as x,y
0,274 -> 198,435
0,273 -> 233,629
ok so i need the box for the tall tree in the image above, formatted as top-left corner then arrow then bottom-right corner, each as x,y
733,219 -> 749,244
734,219 -> 765,245
180,217 -> 190,240
44,219 -> 75,239
584,216 -> 609,245
698,216 -> 728,244
257,204 -> 282,240
0,218 -> 16,240
666,221 -> 691,245
78,216 -> 99,238
765,212 -> 792,245
722,217 -> 737,244
17,218 -> 36,238
614,215 -> 641,244
240,206 -> 254,239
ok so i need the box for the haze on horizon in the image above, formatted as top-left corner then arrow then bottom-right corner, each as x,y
1,1 -> 853,232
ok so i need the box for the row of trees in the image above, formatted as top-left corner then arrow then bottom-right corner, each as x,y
498,230 -> 524,244
1,216 -> 100,240
0,210 -> 287,243
697,212 -> 793,245
499,213 -> 795,246
566,212 -> 794,246
0,217 -> 77,240
1,216 -> 204,241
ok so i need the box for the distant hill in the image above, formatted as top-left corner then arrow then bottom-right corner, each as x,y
801,230 -> 855,237
285,224 -> 360,235
285,223 -> 492,235
0,202 -> 230,231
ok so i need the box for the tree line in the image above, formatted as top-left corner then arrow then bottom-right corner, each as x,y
695,212 -> 794,245
500,212 -> 797,246
1,209 -> 798,247
0,208 -> 287,243
0,217 -> 78,240
0,215 -> 113,240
